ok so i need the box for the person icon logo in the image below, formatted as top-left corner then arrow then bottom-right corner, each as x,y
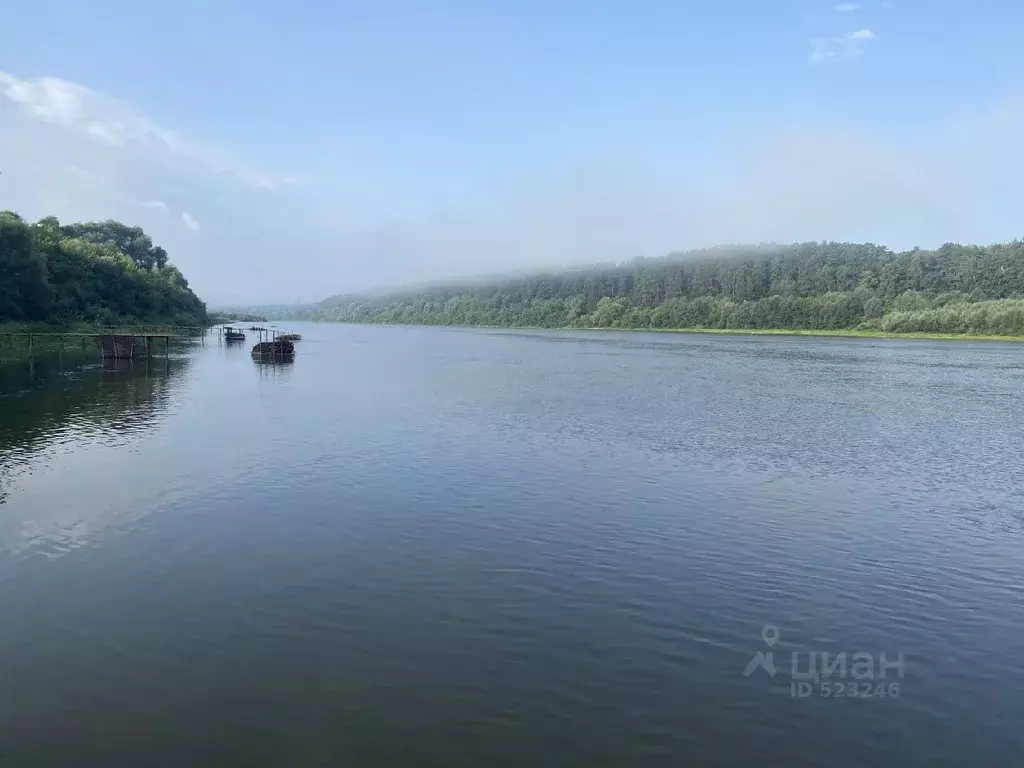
743,625 -> 780,678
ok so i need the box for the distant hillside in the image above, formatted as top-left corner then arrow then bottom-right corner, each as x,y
1,211 -> 207,326
275,240 -> 1024,336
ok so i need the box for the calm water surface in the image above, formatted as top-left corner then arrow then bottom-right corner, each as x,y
1,325 -> 1023,766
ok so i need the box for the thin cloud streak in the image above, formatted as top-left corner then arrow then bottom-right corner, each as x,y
809,29 -> 877,62
0,71 -> 292,191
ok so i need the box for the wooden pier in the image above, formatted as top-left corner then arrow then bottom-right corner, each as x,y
98,333 -> 174,359
1,326 -> 205,360
2,325 -> 301,362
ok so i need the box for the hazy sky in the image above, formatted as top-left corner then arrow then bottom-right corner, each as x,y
2,0 -> 1024,305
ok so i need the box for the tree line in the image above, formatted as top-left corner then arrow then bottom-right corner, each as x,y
0,211 -> 207,326
275,240 -> 1024,336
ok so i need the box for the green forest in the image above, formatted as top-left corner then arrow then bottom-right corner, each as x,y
0,211 -> 207,326
277,240 -> 1024,336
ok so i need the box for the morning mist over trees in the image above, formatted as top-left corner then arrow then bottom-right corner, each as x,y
253,239 -> 1024,337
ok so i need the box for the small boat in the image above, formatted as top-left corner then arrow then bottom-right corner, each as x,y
278,333 -> 301,341
224,327 -> 246,342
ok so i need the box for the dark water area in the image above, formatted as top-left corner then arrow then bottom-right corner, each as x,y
1,325 -> 1023,767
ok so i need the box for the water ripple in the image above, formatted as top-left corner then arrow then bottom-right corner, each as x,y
1,327 -> 1024,766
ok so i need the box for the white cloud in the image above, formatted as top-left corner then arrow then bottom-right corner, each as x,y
0,71 -> 290,190
810,29 -> 877,62
834,3 -> 860,11
182,211 -> 200,231
140,200 -> 169,212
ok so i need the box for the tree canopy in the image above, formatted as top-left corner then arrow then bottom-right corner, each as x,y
0,212 -> 206,326
278,240 -> 1024,336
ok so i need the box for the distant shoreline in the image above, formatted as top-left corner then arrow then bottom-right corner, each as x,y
291,320 -> 1024,342
593,327 -> 1024,342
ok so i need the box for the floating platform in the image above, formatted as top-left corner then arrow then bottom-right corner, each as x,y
251,339 -> 295,360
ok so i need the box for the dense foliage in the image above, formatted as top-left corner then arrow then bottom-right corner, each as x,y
281,241 -> 1024,336
0,211 -> 206,326
208,311 -> 268,325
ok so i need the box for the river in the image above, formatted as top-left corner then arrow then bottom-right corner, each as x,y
1,324 -> 1022,766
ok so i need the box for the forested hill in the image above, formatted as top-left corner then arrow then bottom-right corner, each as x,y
0,211 -> 207,326
282,240 -> 1024,336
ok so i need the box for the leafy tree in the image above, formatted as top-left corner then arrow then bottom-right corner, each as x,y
0,211 -> 206,326
0,212 -> 52,321
59,219 -> 169,270
863,297 -> 884,319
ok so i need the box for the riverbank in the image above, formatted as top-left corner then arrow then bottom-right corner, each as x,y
610,327 -> 1024,342
300,320 -> 1024,343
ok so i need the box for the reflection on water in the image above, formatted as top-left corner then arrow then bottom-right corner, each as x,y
0,354 -> 188,506
253,358 -> 295,383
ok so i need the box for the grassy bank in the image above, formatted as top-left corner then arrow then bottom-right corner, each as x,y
609,327 -> 1024,342
303,319 -> 1024,342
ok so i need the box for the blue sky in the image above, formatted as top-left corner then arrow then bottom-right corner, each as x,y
3,0 -> 1024,304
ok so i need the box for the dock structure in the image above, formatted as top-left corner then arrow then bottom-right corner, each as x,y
98,333 -> 175,359
1,326 -> 206,360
